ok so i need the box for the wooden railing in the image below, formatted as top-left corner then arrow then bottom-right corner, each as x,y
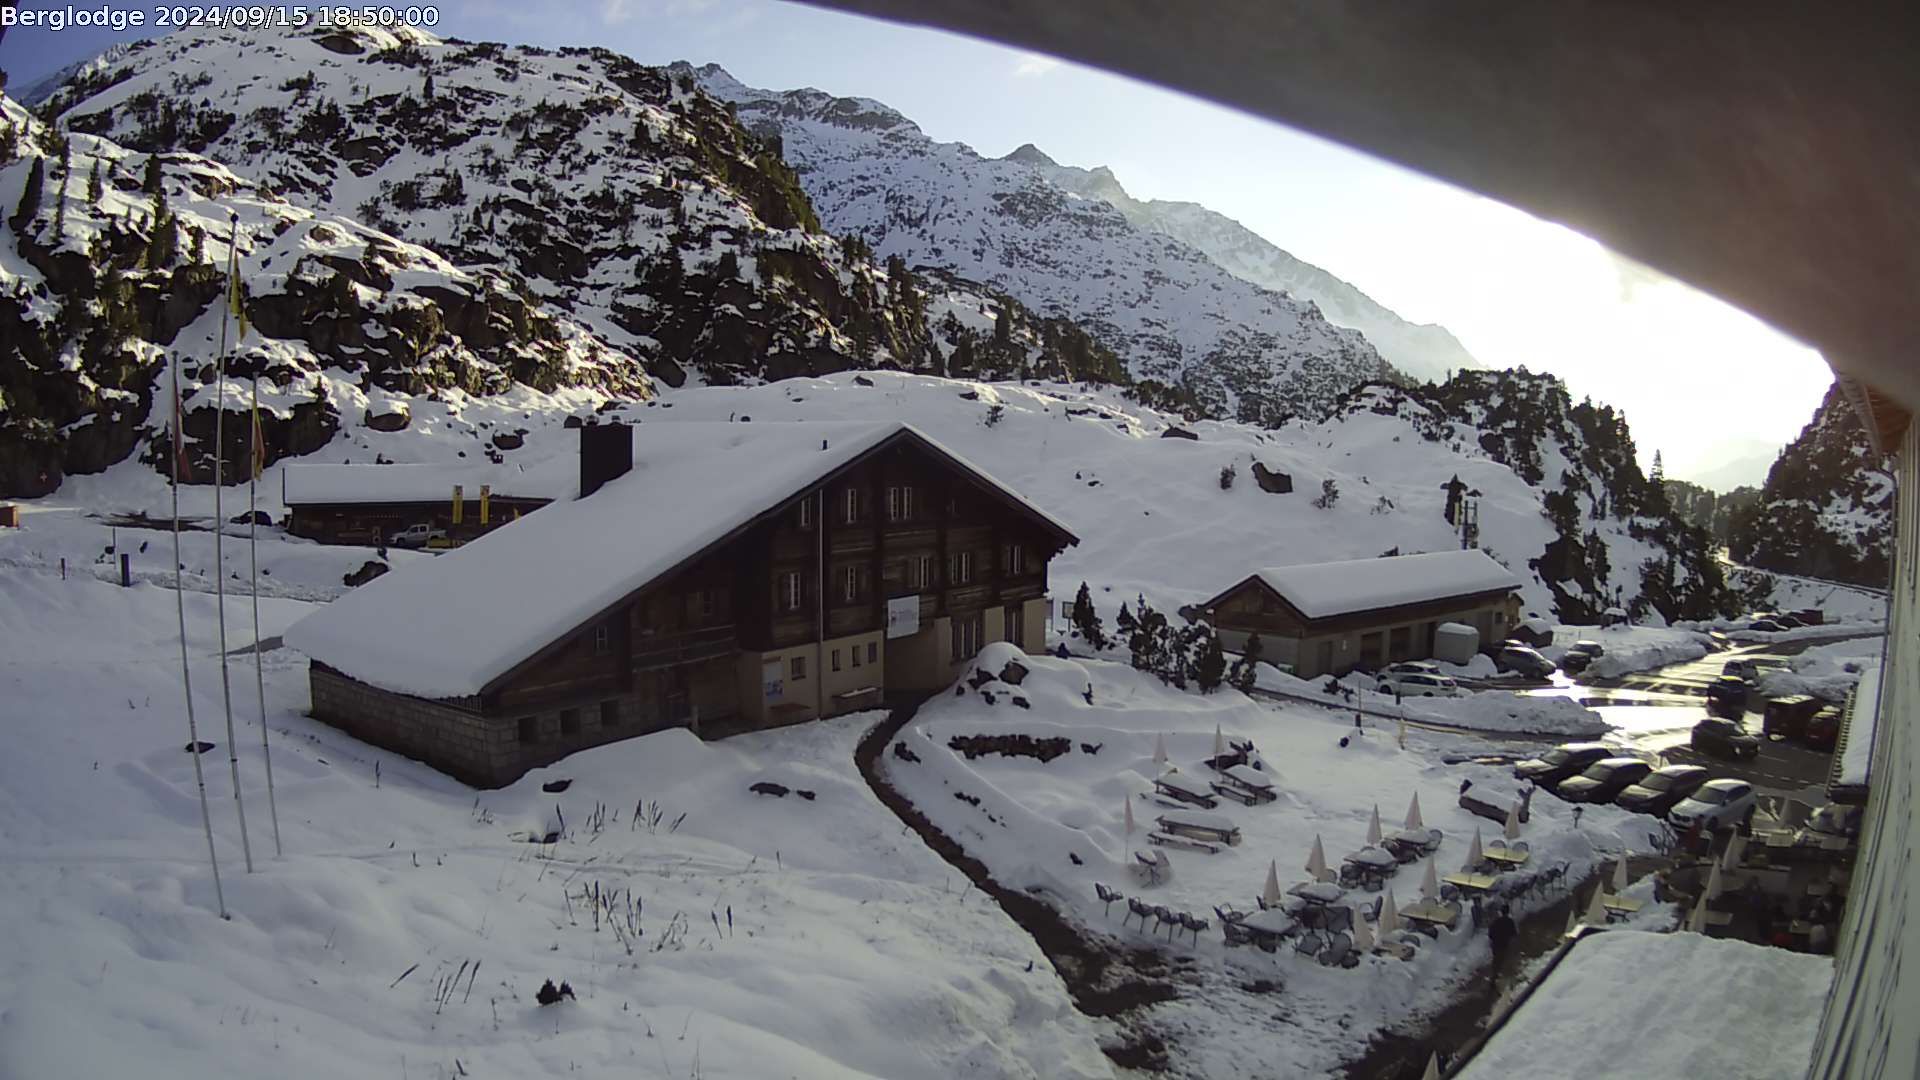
632,624 -> 736,671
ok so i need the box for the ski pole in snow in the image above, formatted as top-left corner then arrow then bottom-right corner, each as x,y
170,350 -> 229,920
248,366 -> 282,857
214,213 -> 255,874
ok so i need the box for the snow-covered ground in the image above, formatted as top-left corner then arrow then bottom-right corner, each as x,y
1535,623 -> 1717,680
1756,637 -> 1885,703
1256,667 -> 1611,737
1457,929 -> 1831,1080
0,567 -> 1118,1080
882,644 -> 1666,1077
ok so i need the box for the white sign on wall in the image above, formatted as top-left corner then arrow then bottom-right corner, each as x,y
886,594 -> 921,640
762,660 -> 784,702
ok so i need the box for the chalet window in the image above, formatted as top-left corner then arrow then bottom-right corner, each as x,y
782,572 -> 802,612
844,487 -> 860,524
694,589 -> 716,618
791,655 -> 807,680
1005,604 -> 1024,648
600,700 -> 620,728
594,624 -> 610,655
1005,544 -> 1026,575
910,554 -> 934,589
950,551 -> 974,585
852,643 -> 863,668
799,498 -> 812,530
844,566 -> 859,603
517,717 -> 538,743
560,708 -> 580,736
887,485 -> 914,521
832,648 -> 842,672
951,611 -> 983,662
868,642 -> 878,664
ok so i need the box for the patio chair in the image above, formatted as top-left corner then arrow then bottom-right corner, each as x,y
1095,882 -> 1123,917
1298,904 -> 1329,931
1179,912 -> 1210,945
1214,904 -> 1246,925
1363,896 -> 1383,923
1292,931 -> 1325,958
1324,905 -> 1355,934
1125,897 -> 1155,930
1222,920 -> 1255,948
1153,905 -> 1179,939
1319,931 -> 1355,968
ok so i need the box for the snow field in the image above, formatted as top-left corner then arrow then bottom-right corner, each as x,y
0,567 -> 1117,1080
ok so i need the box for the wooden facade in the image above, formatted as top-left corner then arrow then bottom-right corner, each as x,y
305,428 -> 1075,787
1203,575 -> 1521,679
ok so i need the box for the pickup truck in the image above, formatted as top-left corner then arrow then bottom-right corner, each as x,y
389,524 -> 447,549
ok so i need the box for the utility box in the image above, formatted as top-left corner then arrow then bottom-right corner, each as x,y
0,504 -> 18,528
1434,621 -> 1479,664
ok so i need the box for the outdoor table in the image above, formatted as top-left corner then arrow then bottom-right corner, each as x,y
1482,847 -> 1532,869
1241,908 -> 1296,935
1288,881 -> 1346,905
1154,771 -> 1219,808
1442,871 -> 1500,894
1400,898 -> 1461,932
1225,764 -> 1275,790
1344,846 -> 1397,868
1601,895 -> 1645,919
1762,829 -> 1797,849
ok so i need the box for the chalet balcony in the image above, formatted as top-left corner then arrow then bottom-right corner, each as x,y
632,624 -> 736,671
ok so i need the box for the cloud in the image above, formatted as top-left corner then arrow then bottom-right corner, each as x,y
1011,53 -> 1062,78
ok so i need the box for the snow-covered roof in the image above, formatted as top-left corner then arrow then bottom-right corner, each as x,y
282,462 -> 571,505
284,421 -> 1074,698
1456,930 -> 1831,1080
1835,659 -> 1882,789
1231,549 -> 1519,620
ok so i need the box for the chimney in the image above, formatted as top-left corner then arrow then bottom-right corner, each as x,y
578,421 -> 633,500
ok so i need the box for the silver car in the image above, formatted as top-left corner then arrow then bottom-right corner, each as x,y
1668,778 -> 1758,830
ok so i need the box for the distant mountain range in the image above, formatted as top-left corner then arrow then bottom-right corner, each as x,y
1008,145 -> 1482,384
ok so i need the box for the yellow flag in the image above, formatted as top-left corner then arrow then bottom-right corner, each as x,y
451,485 -> 464,524
229,265 -> 249,340
251,402 -> 265,480
479,484 -> 491,524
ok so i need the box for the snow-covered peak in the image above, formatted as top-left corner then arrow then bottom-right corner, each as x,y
1000,143 -> 1058,168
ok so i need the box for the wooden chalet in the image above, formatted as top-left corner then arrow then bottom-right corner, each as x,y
282,463 -> 564,546
285,419 -> 1078,787
1199,550 -> 1521,678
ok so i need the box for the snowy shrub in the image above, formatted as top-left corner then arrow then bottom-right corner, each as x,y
1219,462 -> 1236,490
1313,478 -> 1340,509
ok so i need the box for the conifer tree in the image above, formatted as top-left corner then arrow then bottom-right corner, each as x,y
1229,632 -> 1263,693
1069,582 -> 1106,650
993,305 -> 1012,347
11,156 -> 44,231
1194,629 -> 1226,693
86,160 -> 103,203
422,74 -> 436,101
142,153 -> 163,195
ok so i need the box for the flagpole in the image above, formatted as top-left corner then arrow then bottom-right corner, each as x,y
214,212 -> 255,873
171,349 -> 229,920
248,367 -> 282,857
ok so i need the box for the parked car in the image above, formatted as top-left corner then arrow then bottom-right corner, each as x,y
1722,658 -> 1761,683
1706,675 -> 1751,718
389,524 -> 448,549
1790,608 -> 1826,626
1763,694 -> 1821,740
1378,672 -> 1466,698
1556,757 -> 1656,803
1379,661 -> 1444,681
1747,618 -> 1787,632
1804,705 -> 1842,750
1614,764 -> 1713,816
1772,613 -> 1805,629
1494,643 -> 1557,678
1668,778 -> 1758,830
1513,742 -> 1615,788
1690,716 -> 1761,759
1564,639 -> 1605,661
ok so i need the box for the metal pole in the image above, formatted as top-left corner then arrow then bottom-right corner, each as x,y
171,351 -> 228,920
214,215 -> 254,873
816,487 -> 825,721
249,371 -> 282,857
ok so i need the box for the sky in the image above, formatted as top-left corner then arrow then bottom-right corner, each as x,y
0,0 -> 1836,488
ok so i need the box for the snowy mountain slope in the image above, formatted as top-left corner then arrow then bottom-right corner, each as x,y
11,42 -> 137,107
0,91 -> 644,497
33,24 -> 1120,402
689,64 -> 1397,424
1729,380 -> 1895,587
1025,147 -> 1482,384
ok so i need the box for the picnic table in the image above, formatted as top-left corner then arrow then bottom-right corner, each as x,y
1153,771 -> 1219,809
1212,764 -> 1278,805
1340,845 -> 1398,890
1400,897 -> 1462,933
1443,871 -> 1500,895
1383,826 -> 1443,863
1482,841 -> 1531,869
1155,810 -> 1242,846
1601,895 -> 1645,920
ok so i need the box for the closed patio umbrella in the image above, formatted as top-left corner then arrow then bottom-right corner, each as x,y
1367,804 -> 1383,847
1611,856 -> 1630,894
1404,793 -> 1424,831
1263,860 -> 1282,907
1421,858 -> 1440,900
1503,799 -> 1522,842
1380,888 -> 1401,936
1465,827 -> 1484,871
1213,724 -> 1225,760
1353,910 -> 1376,953
1307,834 -> 1332,883
1586,886 -> 1609,926
1124,797 -> 1136,836
1704,859 -> 1724,902
1153,733 -> 1168,768
1686,893 -> 1709,934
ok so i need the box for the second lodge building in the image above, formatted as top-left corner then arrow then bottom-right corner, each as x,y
1199,549 -> 1522,678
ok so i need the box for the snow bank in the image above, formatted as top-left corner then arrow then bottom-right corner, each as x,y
1756,638 -> 1884,703
1254,666 -> 1608,736
1458,930 -> 1831,1080
1838,660 -> 1882,787
1545,624 -> 1716,679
